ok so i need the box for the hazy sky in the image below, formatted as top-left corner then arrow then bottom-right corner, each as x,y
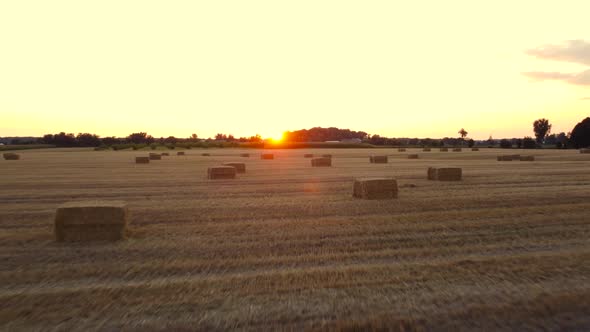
1,1 -> 589,139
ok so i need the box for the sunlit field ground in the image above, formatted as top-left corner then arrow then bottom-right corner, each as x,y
1,148 -> 590,331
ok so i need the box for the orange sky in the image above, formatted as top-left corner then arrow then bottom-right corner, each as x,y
1,1 -> 589,140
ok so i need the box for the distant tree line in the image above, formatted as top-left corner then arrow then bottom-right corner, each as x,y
283,127 -> 368,142
7,116 -> 590,149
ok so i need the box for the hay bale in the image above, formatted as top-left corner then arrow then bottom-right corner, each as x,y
240,153 -> 250,157
161,152 -> 170,156
580,149 -> 590,154
423,148 -> 431,152
223,162 -> 246,173
440,148 -> 449,152
3,153 -> 20,160
398,148 -> 406,152
149,153 -> 161,160
54,201 -> 128,242
427,167 -> 462,181
261,153 -> 274,160
311,157 -> 332,167
135,157 -> 150,164
202,153 -> 211,156
497,155 -> 513,161
427,167 -> 437,180
304,153 -> 314,158
437,167 -> 462,181
177,151 -> 185,156
207,166 -> 237,179
322,154 -> 332,158
471,148 -> 479,151
407,154 -> 419,159
520,155 -> 535,161
369,156 -> 388,163
452,148 -> 462,152
353,178 -> 398,200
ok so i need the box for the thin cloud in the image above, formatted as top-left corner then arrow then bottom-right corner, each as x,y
522,69 -> 590,86
582,97 -> 590,100
526,40 -> 590,65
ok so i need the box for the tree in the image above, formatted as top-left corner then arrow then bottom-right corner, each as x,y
500,139 -> 512,149
467,139 -> 475,148
127,132 -> 152,144
76,133 -> 101,147
189,133 -> 198,142
570,117 -> 590,148
522,136 -> 536,149
164,136 -> 177,144
458,128 -> 468,139
533,118 -> 552,144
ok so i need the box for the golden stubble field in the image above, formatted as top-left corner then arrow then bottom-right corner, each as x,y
1,148 -> 590,331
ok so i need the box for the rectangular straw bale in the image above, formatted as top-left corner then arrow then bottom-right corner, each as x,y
208,166 -> 237,179
3,153 -> 20,160
161,152 -> 170,156
370,155 -> 388,163
520,155 -> 535,161
471,148 -> 479,151
440,148 -> 449,152
353,178 -> 398,199
398,148 -> 406,152
427,167 -> 437,180
452,148 -> 462,152
261,153 -> 274,160
497,155 -> 513,161
202,153 -> 211,156
436,167 -> 462,181
304,153 -> 314,158
240,153 -> 250,157
580,149 -> 590,154
407,154 -> 419,159
311,157 -> 332,167
177,151 -> 185,156
322,154 -> 332,158
423,148 -> 431,152
54,201 -> 128,242
149,153 -> 161,160
223,162 -> 246,173
135,156 -> 150,164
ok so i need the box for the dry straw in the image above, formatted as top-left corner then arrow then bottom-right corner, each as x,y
161,152 -> 170,156
149,153 -> 161,160
223,162 -> 246,173
440,148 -> 449,152
453,148 -> 462,152
427,167 -> 462,181
472,148 -> 479,151
135,156 -> 150,164
580,149 -> 590,154
177,151 -> 185,156
202,153 -> 211,156
261,153 -> 274,160
423,148 -> 431,152
398,148 -> 406,152
208,166 -> 237,179
3,153 -> 20,160
520,156 -> 535,161
322,154 -> 333,158
311,157 -> 332,167
304,153 -> 314,158
407,154 -> 419,159
369,156 -> 388,163
240,153 -> 250,157
54,201 -> 128,242
353,178 -> 398,199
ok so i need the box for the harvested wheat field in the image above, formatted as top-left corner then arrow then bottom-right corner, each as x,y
1,147 -> 590,331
